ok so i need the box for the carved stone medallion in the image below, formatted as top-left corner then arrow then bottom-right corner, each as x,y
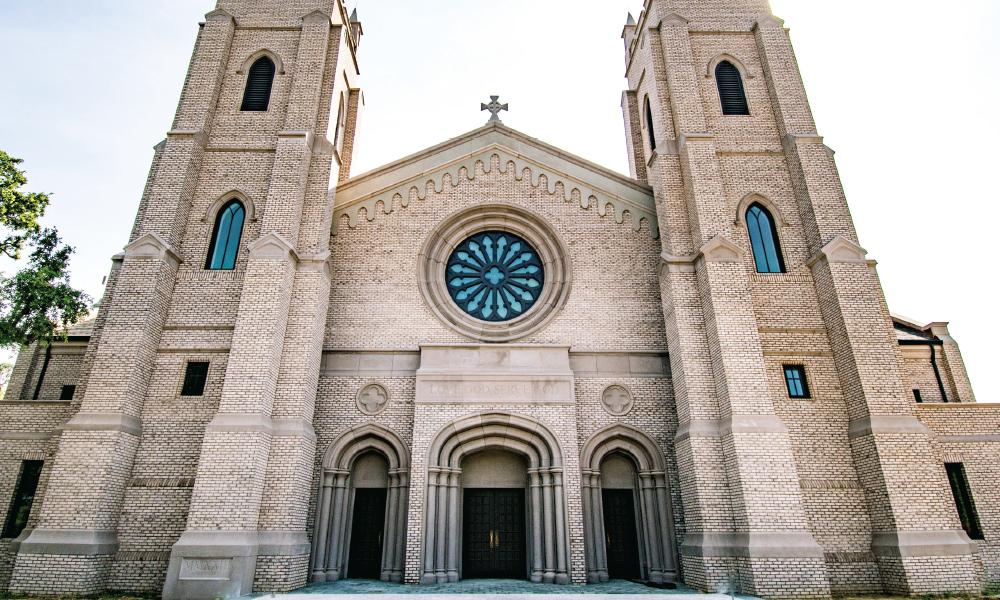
357,383 -> 389,416
601,385 -> 634,417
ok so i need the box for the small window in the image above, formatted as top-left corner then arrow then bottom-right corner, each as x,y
644,96 -> 656,152
912,389 -> 923,403
59,385 -> 76,401
783,365 -> 811,399
181,362 -> 210,397
716,60 -> 750,116
746,203 -> 785,273
241,56 -> 276,112
3,461 -> 43,539
206,200 -> 246,271
945,463 -> 984,540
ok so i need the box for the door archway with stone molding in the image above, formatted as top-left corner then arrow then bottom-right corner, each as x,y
312,424 -> 410,583
580,424 -> 678,584
421,413 -> 570,584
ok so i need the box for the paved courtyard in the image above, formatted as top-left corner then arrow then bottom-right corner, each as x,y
254,578 -> 756,599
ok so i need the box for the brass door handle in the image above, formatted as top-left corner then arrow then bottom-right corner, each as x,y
488,530 -> 495,548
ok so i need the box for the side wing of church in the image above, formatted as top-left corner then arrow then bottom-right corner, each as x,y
1,0 -> 997,598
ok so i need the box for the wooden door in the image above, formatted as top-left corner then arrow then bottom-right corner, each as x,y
348,488 -> 387,579
602,489 -> 641,580
462,489 -> 526,579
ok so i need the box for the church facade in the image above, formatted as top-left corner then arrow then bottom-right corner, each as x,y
1,0 -> 998,598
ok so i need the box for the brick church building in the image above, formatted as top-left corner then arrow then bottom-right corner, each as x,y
1,0 -> 997,598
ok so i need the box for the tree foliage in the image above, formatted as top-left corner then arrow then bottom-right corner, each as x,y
0,151 -> 90,348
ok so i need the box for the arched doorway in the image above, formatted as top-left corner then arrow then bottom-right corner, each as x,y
422,413 -> 570,584
460,450 -> 529,580
312,424 -> 410,583
581,425 -> 678,584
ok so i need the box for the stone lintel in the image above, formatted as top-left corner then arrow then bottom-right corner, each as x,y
871,530 -> 976,557
0,431 -> 55,441
675,415 -> 788,442
17,528 -> 119,556
681,531 -> 824,558
63,412 -> 142,437
847,415 -> 931,439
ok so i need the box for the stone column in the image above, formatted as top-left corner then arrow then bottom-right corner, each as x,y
532,469 -> 548,583
390,471 -> 409,581
311,472 -> 335,582
541,471 -> 556,583
421,469 -> 441,584
552,470 -> 568,584
446,472 -> 461,582
639,473 -> 664,583
325,472 -> 350,580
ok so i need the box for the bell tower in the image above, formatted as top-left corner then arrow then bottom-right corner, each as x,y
9,1 -> 362,598
623,0 -> 980,597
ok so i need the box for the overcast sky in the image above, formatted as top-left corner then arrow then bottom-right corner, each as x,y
0,1 -> 996,401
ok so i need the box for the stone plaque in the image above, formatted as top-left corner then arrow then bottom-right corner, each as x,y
179,558 -> 232,581
601,385 -> 634,416
357,383 -> 389,415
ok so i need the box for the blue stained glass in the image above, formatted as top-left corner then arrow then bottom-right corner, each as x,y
207,200 -> 246,270
746,204 -> 784,273
446,231 -> 545,322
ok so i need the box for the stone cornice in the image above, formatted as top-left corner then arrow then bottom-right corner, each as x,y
331,123 -> 658,238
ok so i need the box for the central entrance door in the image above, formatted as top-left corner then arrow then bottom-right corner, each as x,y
348,488 -> 387,579
462,489 -> 526,579
602,489 -> 641,580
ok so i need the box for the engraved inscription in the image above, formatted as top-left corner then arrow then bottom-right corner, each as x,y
179,558 -> 232,581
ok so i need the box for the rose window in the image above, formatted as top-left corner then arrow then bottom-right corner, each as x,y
446,231 -> 545,322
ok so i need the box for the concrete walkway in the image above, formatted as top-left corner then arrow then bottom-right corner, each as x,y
254,578 -> 756,599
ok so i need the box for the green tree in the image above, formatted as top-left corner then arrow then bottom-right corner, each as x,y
0,151 -> 90,348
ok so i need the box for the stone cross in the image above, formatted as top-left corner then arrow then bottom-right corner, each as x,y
603,387 -> 632,414
359,386 -> 387,413
481,95 -> 508,124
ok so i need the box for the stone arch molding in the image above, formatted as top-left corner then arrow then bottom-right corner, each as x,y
580,424 -> 678,584
422,413 -> 571,584
203,189 -> 257,224
237,49 -> 285,76
312,423 -> 410,583
706,53 -> 754,80
331,125 -> 660,239
734,193 -> 790,227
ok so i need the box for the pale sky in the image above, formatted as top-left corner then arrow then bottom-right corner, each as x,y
0,1 -> 996,401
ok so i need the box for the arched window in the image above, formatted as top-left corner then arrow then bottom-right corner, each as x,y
206,200 -> 246,270
746,203 -> 784,273
715,60 -> 749,116
241,56 -> 276,112
644,96 -> 657,151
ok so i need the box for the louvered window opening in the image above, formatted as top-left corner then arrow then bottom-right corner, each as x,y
644,97 -> 657,151
716,61 -> 750,116
241,56 -> 276,112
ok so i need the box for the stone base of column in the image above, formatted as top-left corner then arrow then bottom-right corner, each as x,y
872,531 -> 981,595
9,529 -> 118,595
681,531 -> 831,598
163,531 -> 259,600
